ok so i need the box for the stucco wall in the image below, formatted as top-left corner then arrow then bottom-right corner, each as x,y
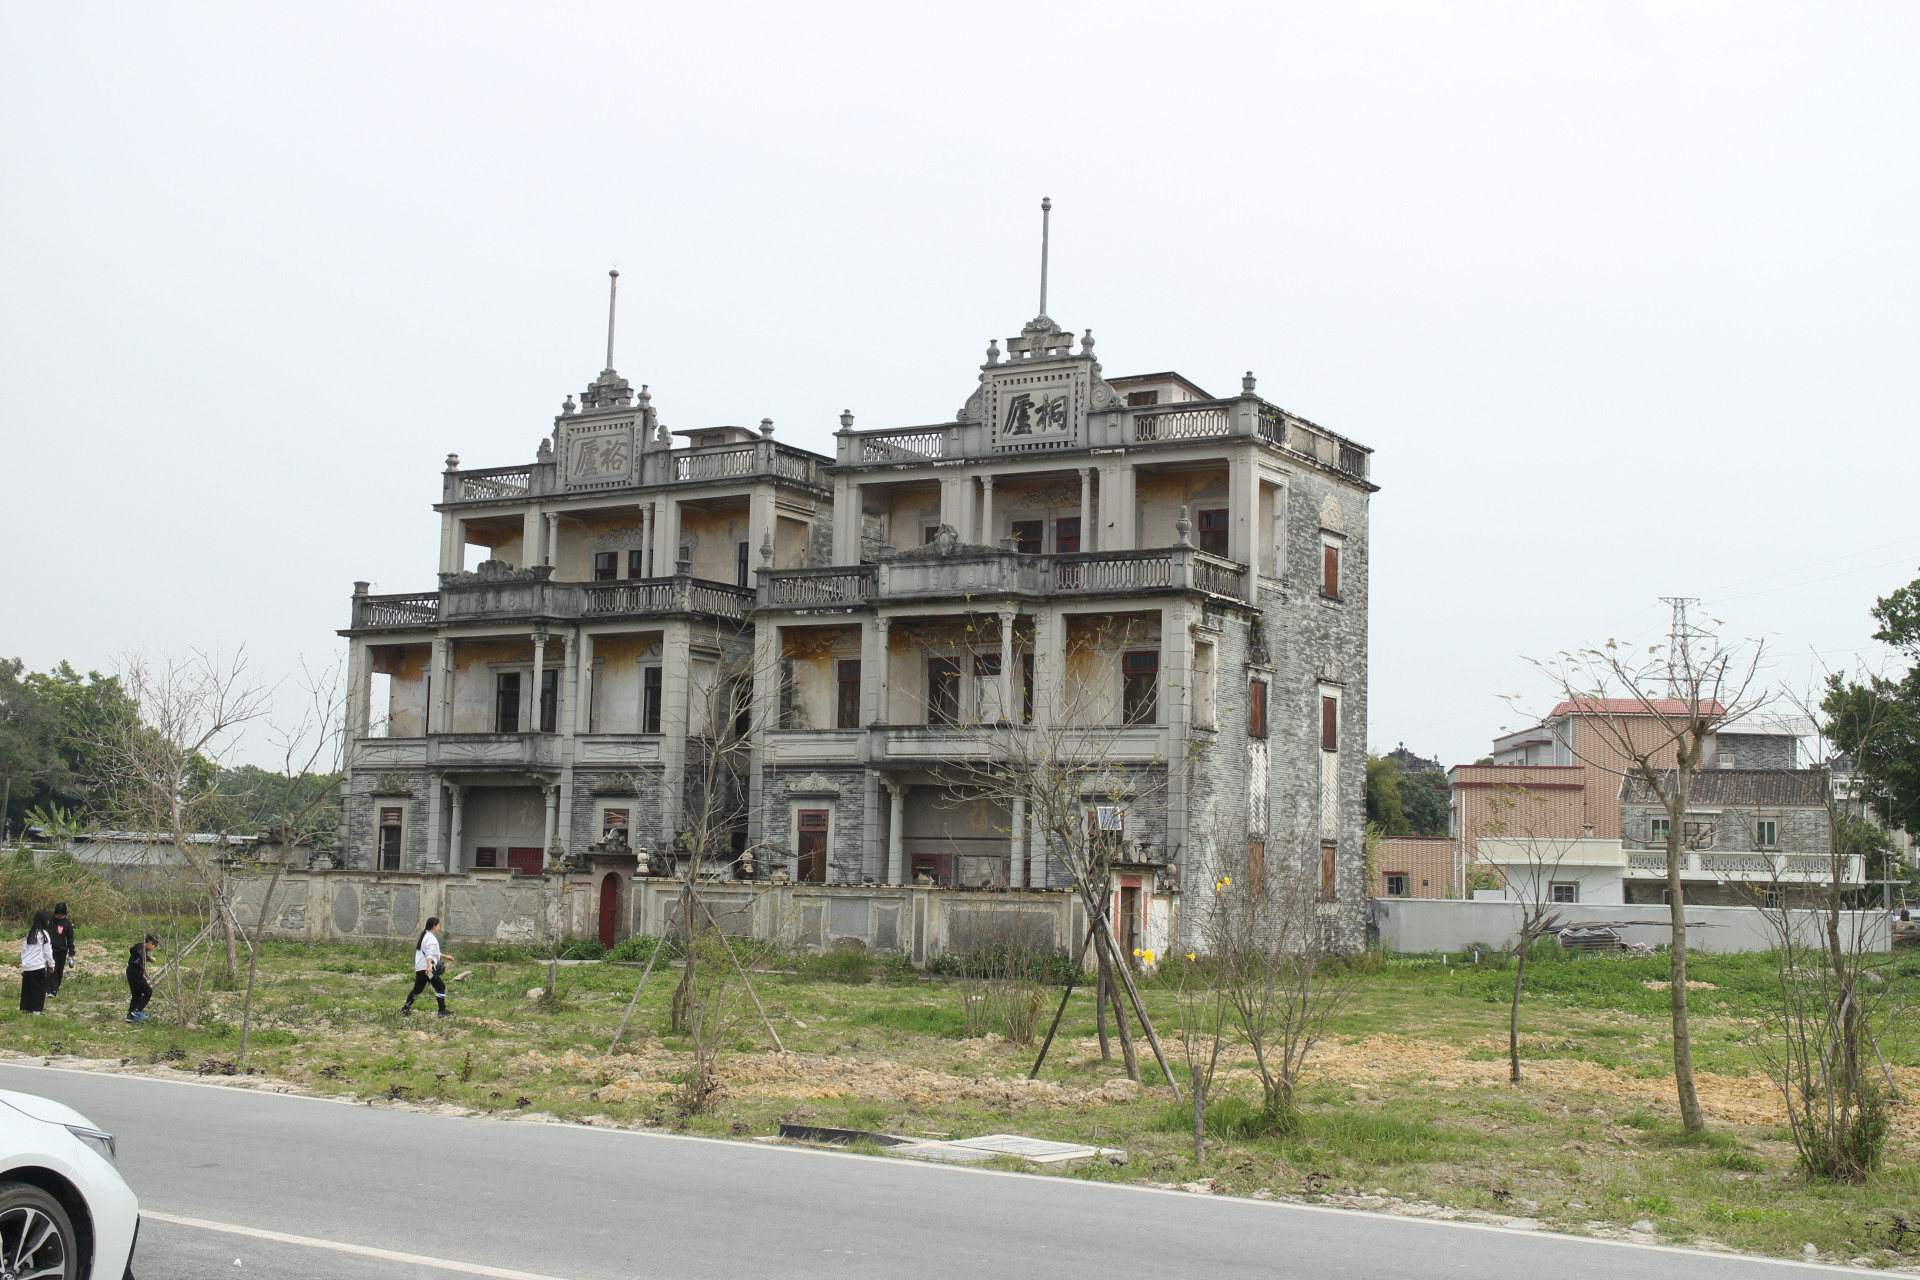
1372,898 -> 1890,954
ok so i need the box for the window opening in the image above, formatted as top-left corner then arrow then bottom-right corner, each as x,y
797,809 -> 829,883
1384,872 -> 1409,898
1320,695 -> 1338,751
1055,517 -> 1080,554
1198,508 -> 1228,557
378,807 -> 403,872
642,666 -> 662,734
1649,816 -> 1671,844
1320,841 -> 1338,900
1011,520 -> 1042,554
836,660 -> 862,730
601,809 -> 630,840
1122,651 -> 1159,725
1322,543 -> 1341,597
495,672 -> 521,733
1022,652 -> 1035,724
474,846 -> 498,869
736,541 -> 750,587
1756,819 -> 1778,847
592,551 -> 618,582
627,549 -> 646,579
539,669 -> 558,734
927,656 -> 960,726
1126,389 -> 1160,407
1551,882 -> 1579,904
1249,680 -> 1268,739
973,653 -> 1002,721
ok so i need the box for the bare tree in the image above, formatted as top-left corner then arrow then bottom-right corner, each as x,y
1204,840 -> 1358,1133
90,650 -> 268,994
944,612 -> 1183,1096
1473,796 -> 1578,1084
1529,624 -> 1767,1133
237,658 -> 346,1059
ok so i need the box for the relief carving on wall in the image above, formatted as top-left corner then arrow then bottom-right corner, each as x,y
784,773 -> 845,798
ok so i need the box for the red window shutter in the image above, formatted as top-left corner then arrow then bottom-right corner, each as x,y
1249,681 -> 1267,739
1321,696 -> 1338,751
1323,544 -> 1339,597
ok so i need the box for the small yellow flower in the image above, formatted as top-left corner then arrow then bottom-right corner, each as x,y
1222,876 -> 1231,886
1132,948 -> 1143,958
1186,952 -> 1196,962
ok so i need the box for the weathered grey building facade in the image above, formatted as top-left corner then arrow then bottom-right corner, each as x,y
339,282 -> 1376,955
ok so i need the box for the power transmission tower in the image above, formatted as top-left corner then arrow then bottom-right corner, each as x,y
1659,596 -> 1706,697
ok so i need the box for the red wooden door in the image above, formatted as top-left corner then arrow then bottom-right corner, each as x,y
797,810 -> 829,883
507,847 -> 544,877
598,873 -> 620,948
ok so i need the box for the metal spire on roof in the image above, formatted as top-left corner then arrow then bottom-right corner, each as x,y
604,268 -> 620,371
1037,197 -> 1052,318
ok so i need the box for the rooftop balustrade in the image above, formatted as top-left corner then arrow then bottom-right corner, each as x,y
838,396 -> 1371,485
442,440 -> 829,507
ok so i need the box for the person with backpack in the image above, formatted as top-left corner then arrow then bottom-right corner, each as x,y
126,935 -> 157,1024
19,911 -> 53,1014
401,918 -> 450,1018
46,904 -> 76,995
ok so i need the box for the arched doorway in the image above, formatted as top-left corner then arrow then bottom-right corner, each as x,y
598,872 -> 621,948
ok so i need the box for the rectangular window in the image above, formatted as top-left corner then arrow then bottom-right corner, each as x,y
1683,819 -> 1716,847
474,846 -> 498,869
1248,839 -> 1266,894
927,656 -> 960,726
642,666 -> 662,734
1649,816 -> 1671,844
1551,882 -> 1579,904
1756,819 -> 1778,847
378,807 -> 402,872
1249,680 -> 1268,739
1011,520 -> 1042,554
974,653 -> 1002,721
1055,517 -> 1081,554
1384,872 -> 1409,898
1763,889 -> 1785,910
1321,695 -> 1338,751
1022,652 -> 1034,724
836,660 -> 862,730
495,671 -> 521,733
1126,389 -> 1160,407
1322,543 -> 1341,597
592,551 -> 618,582
627,549 -> 646,579
1122,651 -> 1159,725
1198,508 -> 1228,557
736,541 -> 750,587
1320,841 -> 1337,901
539,669 -> 558,734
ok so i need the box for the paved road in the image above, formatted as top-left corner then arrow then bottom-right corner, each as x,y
0,1063 -> 1851,1280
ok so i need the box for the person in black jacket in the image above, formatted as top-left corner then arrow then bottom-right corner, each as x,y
46,903 -> 76,995
126,935 -> 158,1024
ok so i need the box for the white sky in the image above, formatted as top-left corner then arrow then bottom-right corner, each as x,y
4,3 -> 1917,770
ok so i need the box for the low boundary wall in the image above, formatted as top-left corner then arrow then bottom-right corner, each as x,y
1371,898 -> 1892,955
223,870 -> 1094,965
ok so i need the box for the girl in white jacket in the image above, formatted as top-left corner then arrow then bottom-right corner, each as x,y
402,917 -> 450,1017
19,910 -> 53,1014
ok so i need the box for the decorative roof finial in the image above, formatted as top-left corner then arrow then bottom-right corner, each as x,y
838,409 -> 855,432
759,417 -> 775,438
605,268 -> 620,372
1038,197 -> 1052,319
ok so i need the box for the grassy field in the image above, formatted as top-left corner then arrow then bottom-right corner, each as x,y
9,927 -> 1920,1269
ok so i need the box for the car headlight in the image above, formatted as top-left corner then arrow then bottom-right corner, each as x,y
64,1125 -> 115,1165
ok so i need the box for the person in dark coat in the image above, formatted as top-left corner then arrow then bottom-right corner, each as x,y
126,935 -> 157,1024
19,911 -> 53,1014
46,903 -> 76,995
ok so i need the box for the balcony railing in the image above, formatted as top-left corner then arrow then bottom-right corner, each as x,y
1135,406 -> 1232,442
861,428 -> 947,462
355,593 -> 440,628
349,576 -> 754,630
442,440 -> 831,506
760,546 -> 1249,609
675,447 -> 756,482
454,467 -> 532,501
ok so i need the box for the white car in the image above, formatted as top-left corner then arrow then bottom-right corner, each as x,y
0,1088 -> 139,1279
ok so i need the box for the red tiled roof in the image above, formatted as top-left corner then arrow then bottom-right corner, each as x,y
1551,698 -> 1726,718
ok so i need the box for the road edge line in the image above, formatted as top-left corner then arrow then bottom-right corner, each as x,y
141,1210 -> 574,1280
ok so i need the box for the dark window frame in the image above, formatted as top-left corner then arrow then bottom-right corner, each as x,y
378,807 -> 403,872
642,666 -> 662,734
736,541 -> 751,587
1010,520 -> 1043,554
1322,542 -> 1341,598
1197,508 -> 1229,558
1055,517 -> 1081,554
592,551 -> 618,582
1384,872 -> 1409,898
538,669 -> 558,734
1320,695 -> 1338,752
927,655 -> 961,727
836,659 -> 862,730
627,548 -> 646,579
1249,680 -> 1268,739
1122,651 -> 1159,725
495,671 -> 522,733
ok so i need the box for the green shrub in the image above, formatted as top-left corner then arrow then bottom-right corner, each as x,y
557,938 -> 606,961
799,946 -> 873,984
0,856 -> 128,929
607,934 -> 676,964
460,942 -> 532,963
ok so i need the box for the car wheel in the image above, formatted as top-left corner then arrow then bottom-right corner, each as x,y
0,1181 -> 78,1280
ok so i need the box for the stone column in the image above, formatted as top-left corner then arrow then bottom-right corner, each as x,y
1035,609 -> 1067,728
1079,468 -> 1094,552
426,779 -> 445,872
1011,795 -> 1028,889
522,506 -> 543,569
440,513 -> 463,575
1229,452 -> 1261,603
997,607 -> 1016,722
574,630 -> 595,735
530,629 -> 547,732
545,513 -> 560,568
873,616 -> 893,726
654,495 -> 680,578
345,634 -> 371,742
887,782 -> 907,885
447,784 -> 465,872
638,506 -> 653,577
834,475 -> 863,564
543,784 -> 560,864
980,475 -> 995,547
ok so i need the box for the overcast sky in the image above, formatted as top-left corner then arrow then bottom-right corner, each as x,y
4,3 -> 1916,770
